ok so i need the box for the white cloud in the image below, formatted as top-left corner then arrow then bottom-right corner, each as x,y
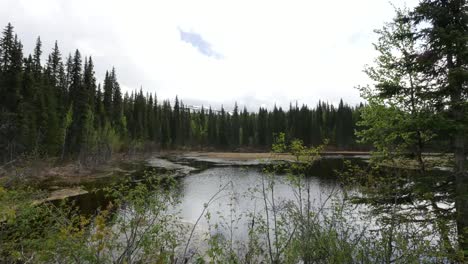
0,0 -> 419,109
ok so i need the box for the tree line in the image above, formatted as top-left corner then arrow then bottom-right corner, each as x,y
0,23 -> 364,163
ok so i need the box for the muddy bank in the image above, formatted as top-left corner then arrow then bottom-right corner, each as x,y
0,150 -> 368,183
1,151 -> 368,201
146,156 -> 197,176
0,153 -> 156,203
37,154 -> 198,201
185,151 -> 370,160
34,187 -> 89,204
0,152 -> 157,186
175,151 -> 370,166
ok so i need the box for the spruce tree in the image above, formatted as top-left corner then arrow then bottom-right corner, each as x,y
95,84 -> 105,130
68,49 -> 90,155
231,102 -> 240,147
361,2 -> 468,257
103,70 -> 113,122
207,107 -> 217,146
411,0 -> 468,255
111,68 -> 124,136
83,57 -> 96,110
0,24 -> 23,160
18,56 -> 37,153
172,96 -> 180,145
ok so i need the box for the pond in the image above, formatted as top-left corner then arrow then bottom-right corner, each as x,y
43,154 -> 457,261
176,165 -> 344,241
66,156 -> 368,242
68,156 -> 360,215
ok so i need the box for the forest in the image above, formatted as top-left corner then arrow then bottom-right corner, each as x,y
0,26 -> 362,164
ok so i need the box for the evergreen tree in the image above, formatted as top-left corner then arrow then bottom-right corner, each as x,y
32,37 -> 42,76
0,24 -> 23,160
218,106 -> 228,146
160,100 -> 172,147
231,102 -> 240,147
110,68 -> 124,135
83,57 -> 96,110
68,49 -> 91,155
95,84 -> 105,130
18,56 -> 37,152
360,2 -> 468,258
172,96 -> 180,145
411,2 -> 468,254
207,107 -> 217,147
103,70 -> 113,122
45,41 -> 67,119
0,24 -> 22,113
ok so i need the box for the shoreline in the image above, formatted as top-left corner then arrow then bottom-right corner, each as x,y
3,150 -> 454,185
11,149 -> 448,184
4,150 -> 453,204
180,151 -> 370,162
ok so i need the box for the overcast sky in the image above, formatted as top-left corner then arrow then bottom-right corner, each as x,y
0,0 -> 418,110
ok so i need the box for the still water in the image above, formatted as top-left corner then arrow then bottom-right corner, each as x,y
69,157 -> 356,217
175,165 -> 343,241
67,157 -> 359,241
50,156 -> 454,257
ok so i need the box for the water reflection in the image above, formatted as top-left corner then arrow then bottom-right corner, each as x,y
176,166 -> 341,241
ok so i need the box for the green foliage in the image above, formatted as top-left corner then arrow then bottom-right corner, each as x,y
355,2 -> 467,261
0,170 -> 184,264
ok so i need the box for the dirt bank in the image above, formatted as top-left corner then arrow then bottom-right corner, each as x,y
33,187 -> 89,204
0,152 -> 155,188
181,151 -> 370,161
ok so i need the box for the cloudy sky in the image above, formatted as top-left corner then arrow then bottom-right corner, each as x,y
0,0 -> 418,110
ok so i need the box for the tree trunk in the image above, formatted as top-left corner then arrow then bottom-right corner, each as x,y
448,51 -> 467,258
454,127 -> 467,257
451,80 -> 467,258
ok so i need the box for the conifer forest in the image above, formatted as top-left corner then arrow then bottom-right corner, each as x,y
0,23 -> 362,163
